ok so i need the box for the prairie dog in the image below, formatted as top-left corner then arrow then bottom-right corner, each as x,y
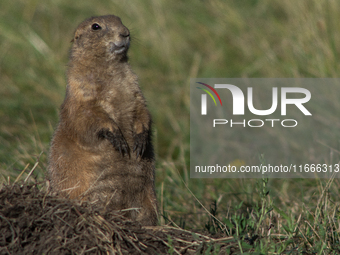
48,15 -> 157,226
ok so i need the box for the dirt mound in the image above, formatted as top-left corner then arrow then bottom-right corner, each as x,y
0,183 -> 229,254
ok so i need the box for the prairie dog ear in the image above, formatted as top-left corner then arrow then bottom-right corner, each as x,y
70,32 -> 79,43
73,31 -> 81,42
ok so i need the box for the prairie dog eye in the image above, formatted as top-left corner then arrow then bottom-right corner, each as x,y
91,23 -> 102,30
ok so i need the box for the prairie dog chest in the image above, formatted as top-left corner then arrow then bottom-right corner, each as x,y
98,89 -> 137,121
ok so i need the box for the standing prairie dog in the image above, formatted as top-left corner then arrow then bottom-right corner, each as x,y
48,15 -> 157,226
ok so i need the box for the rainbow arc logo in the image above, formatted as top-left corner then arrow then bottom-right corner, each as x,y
196,82 -> 222,115
196,82 -> 222,106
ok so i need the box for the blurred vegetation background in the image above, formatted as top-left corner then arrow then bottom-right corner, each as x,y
1,0 -> 340,238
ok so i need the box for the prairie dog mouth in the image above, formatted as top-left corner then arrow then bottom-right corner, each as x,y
109,41 -> 130,54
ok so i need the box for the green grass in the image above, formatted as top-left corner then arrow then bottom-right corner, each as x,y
1,0 -> 340,253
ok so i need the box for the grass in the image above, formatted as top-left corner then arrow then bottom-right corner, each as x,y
1,0 -> 340,253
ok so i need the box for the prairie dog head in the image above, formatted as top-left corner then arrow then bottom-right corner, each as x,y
70,15 -> 130,63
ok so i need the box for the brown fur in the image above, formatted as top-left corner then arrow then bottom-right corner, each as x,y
48,15 -> 157,226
